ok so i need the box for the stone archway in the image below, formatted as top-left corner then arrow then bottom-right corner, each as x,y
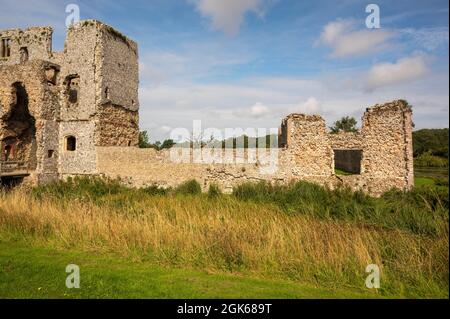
0,82 -> 37,169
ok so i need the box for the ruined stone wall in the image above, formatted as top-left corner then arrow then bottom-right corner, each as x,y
59,121 -> 97,176
358,101 -> 414,194
0,27 -> 52,65
95,103 -> 139,146
98,24 -> 139,112
329,131 -> 363,149
331,101 -> 414,195
94,23 -> 139,147
54,21 -> 139,174
53,22 -> 101,121
1,22 -> 414,197
0,60 -> 60,184
1,21 -> 140,179
96,147 -> 291,193
282,114 -> 334,178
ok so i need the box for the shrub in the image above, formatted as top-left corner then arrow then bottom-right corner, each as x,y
174,180 -> 202,195
414,151 -> 448,167
208,184 -> 222,198
142,185 -> 169,195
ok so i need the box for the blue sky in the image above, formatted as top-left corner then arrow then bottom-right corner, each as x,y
1,0 -> 448,141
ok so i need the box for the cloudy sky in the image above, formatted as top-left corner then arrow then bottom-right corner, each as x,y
1,0 -> 448,141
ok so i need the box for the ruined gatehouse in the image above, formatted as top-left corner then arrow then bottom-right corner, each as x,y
0,20 -> 414,196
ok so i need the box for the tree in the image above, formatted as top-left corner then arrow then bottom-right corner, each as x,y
329,116 -> 358,134
138,131 -> 151,148
160,139 -> 176,150
139,131 -> 176,150
413,128 -> 449,157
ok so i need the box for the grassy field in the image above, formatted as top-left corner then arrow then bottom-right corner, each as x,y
0,239 -> 379,298
0,177 -> 448,299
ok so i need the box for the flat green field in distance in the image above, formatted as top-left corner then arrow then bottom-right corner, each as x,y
414,167 -> 448,188
0,177 -> 448,299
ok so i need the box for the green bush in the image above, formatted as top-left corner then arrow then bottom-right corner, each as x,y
414,151 -> 448,167
208,184 -> 222,198
32,176 -> 127,201
174,180 -> 202,195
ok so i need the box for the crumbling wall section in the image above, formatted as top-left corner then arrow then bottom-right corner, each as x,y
0,61 -> 60,184
59,121 -> 96,175
329,131 -> 363,149
358,100 -> 414,195
98,24 -> 139,111
53,22 -> 101,121
96,103 -> 139,146
282,114 -> 334,178
0,27 -> 53,66
96,147 -> 289,193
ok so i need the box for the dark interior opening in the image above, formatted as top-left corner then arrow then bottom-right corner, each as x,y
4,144 -> 13,161
1,38 -> 11,58
1,82 -> 37,168
334,149 -> 362,175
19,47 -> 29,63
65,75 -> 80,105
66,136 -> 76,151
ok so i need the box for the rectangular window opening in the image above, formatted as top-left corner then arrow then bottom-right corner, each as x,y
1,38 -> 11,58
334,149 -> 362,175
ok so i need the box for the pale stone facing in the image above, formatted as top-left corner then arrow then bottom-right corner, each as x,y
0,21 -> 413,196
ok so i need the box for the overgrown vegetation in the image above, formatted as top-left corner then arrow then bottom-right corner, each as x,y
413,128 -> 449,158
0,177 -> 447,298
233,180 -> 448,237
414,151 -> 449,168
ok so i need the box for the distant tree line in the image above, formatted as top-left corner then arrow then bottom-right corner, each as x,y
413,128 -> 449,158
138,131 -> 175,151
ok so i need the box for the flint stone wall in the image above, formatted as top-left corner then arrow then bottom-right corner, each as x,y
1,22 -> 414,197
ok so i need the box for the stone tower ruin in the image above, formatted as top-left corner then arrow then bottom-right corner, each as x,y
0,20 -> 139,185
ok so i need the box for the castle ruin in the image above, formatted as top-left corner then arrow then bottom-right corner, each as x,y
0,21 -> 414,196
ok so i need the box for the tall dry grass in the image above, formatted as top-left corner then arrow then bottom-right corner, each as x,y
0,184 -> 447,297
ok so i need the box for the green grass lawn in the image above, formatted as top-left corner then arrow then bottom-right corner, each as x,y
414,177 -> 436,186
0,239 -> 380,299
334,168 -> 354,176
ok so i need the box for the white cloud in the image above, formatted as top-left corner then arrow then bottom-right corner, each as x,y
190,0 -> 269,35
366,55 -> 430,91
139,69 -> 448,141
292,97 -> 321,114
317,19 -> 394,58
233,102 -> 271,118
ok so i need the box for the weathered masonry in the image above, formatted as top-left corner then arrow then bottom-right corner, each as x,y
1,21 -> 139,185
0,21 -> 414,196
